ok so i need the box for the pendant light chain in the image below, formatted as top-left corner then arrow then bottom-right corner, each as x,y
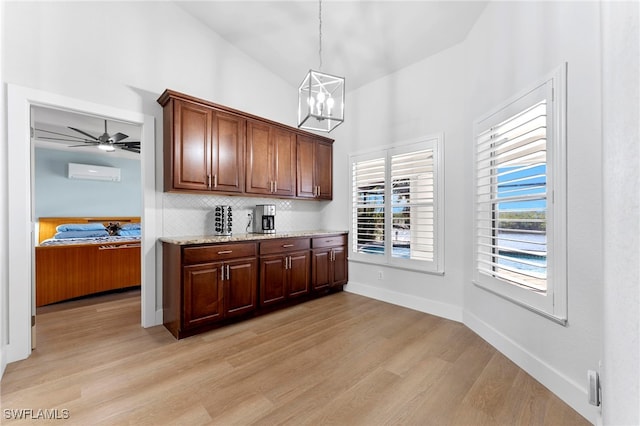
318,0 -> 323,71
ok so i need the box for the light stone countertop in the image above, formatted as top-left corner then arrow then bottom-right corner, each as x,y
159,230 -> 348,246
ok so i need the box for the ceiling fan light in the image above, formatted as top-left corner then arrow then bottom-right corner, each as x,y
98,144 -> 115,152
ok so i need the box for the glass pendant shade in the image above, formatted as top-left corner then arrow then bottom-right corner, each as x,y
298,69 -> 345,133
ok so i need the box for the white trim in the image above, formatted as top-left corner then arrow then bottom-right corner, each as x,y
6,84 -> 159,364
464,310 -> 597,424
349,133 -> 445,274
472,64 -> 568,322
345,280 -> 462,323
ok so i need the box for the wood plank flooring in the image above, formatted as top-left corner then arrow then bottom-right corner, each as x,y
1,289 -> 589,425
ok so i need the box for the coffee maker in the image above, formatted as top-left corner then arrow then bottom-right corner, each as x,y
253,204 -> 275,234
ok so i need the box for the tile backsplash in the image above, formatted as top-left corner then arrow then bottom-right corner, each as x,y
161,193 -> 327,237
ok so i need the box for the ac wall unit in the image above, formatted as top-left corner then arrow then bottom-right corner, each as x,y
68,163 -> 121,182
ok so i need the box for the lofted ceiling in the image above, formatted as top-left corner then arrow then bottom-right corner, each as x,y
174,1 -> 488,91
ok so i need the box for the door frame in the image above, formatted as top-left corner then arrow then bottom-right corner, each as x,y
6,84 -> 159,363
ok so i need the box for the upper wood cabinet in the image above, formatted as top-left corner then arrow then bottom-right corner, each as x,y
161,97 -> 245,193
158,89 -> 333,200
246,120 -> 296,197
297,135 -> 333,200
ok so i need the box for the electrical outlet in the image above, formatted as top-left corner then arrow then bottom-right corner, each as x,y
377,271 -> 383,280
588,369 -> 601,406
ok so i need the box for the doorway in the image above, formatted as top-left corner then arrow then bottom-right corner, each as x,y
6,84 -> 158,363
31,106 -> 143,344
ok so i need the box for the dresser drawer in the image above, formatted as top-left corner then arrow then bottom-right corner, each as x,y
183,243 -> 256,264
260,238 -> 310,255
312,235 -> 347,249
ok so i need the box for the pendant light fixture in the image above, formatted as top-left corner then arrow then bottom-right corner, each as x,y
297,0 -> 345,133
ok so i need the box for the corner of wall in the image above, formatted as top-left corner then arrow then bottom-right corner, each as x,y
345,280 -> 463,323
463,309 -> 597,424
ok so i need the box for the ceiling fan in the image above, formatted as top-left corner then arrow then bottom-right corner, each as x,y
35,120 -> 141,153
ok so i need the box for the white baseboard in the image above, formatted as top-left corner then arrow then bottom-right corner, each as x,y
344,281 -> 463,323
464,310 -> 599,424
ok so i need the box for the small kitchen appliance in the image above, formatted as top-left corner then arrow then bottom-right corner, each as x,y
253,204 -> 276,234
214,205 -> 233,236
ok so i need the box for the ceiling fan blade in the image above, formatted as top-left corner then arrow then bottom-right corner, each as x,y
121,146 -> 140,153
37,136 -> 96,143
34,128 -> 94,142
68,144 -> 99,148
110,132 -> 129,142
68,126 -> 98,141
114,141 -> 140,146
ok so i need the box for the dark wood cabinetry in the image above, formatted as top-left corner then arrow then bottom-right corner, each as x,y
163,232 -> 347,339
246,120 -> 296,197
312,235 -> 348,290
162,96 -> 245,194
259,237 -> 310,306
163,242 -> 257,339
158,89 -> 333,200
297,135 -> 333,200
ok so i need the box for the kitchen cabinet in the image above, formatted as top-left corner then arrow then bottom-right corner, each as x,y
311,235 -> 348,291
159,93 -> 245,194
163,242 -> 257,338
158,89 -> 334,200
297,135 -> 333,200
246,120 -> 296,197
163,232 -> 348,339
259,237 -> 310,307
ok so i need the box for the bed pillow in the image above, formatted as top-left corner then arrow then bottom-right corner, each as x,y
53,230 -> 109,239
55,223 -> 106,232
121,223 -> 141,230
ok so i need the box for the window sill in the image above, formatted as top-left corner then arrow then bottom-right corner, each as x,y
349,257 -> 444,277
472,279 -> 567,326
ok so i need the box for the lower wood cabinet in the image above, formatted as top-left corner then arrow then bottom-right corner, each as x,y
312,235 -> 348,291
163,232 -> 347,339
259,237 -> 310,307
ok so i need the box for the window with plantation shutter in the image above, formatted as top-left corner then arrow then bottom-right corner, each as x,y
350,136 -> 443,273
473,64 -> 567,323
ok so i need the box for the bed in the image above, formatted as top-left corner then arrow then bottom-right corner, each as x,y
35,217 -> 141,307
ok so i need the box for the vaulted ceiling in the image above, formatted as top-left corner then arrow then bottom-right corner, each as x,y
175,1 -> 488,91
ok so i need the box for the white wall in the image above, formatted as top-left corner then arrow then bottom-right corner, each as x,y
464,2 -> 602,421
338,43 -> 468,322
334,1 -> 603,422
34,148 -> 142,218
0,0 -> 7,378
601,1 -> 640,424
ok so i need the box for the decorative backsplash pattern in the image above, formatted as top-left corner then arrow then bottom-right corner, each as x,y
162,193 -> 327,237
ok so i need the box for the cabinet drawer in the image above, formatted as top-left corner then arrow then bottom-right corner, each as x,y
183,243 -> 256,264
260,238 -> 310,255
312,235 -> 347,249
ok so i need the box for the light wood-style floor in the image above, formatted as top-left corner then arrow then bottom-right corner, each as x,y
1,289 -> 589,425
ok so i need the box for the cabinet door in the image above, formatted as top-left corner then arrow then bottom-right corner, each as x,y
271,128 -> 296,197
212,111 -> 245,193
296,135 -> 316,198
183,262 -> 224,329
288,251 -> 310,298
246,121 -> 273,195
315,141 -> 333,200
311,249 -> 332,291
173,100 -> 212,191
331,246 -> 348,286
226,258 -> 257,317
260,255 -> 287,306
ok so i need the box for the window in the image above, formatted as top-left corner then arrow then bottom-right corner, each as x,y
473,65 -> 567,322
350,136 -> 443,273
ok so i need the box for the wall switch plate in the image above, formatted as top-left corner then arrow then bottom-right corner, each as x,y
588,369 -> 601,406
